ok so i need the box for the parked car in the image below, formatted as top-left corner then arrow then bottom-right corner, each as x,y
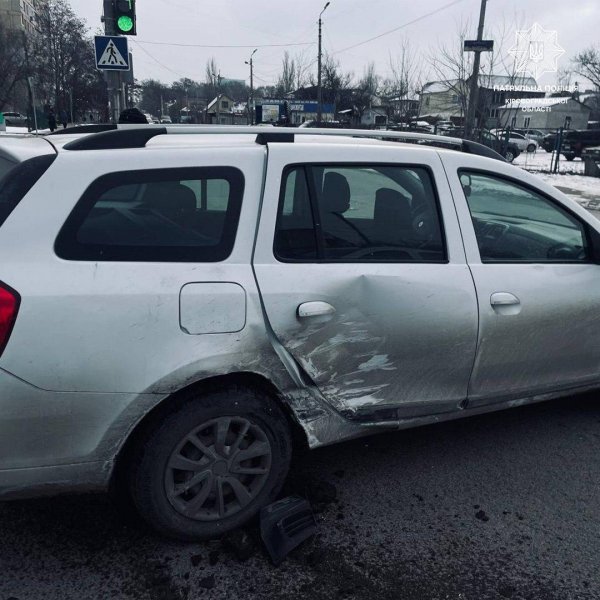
541,129 -> 600,160
0,126 -> 595,540
299,120 -> 345,128
562,129 -> 600,161
491,130 -> 538,153
582,145 -> 600,162
2,112 -> 27,126
434,120 -> 454,133
541,132 -> 558,153
513,128 -> 546,144
443,128 -> 521,162
159,116 -> 172,124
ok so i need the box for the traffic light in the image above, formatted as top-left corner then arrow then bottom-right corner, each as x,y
114,0 -> 136,35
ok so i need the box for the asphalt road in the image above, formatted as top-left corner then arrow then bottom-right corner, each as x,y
2,393 -> 600,600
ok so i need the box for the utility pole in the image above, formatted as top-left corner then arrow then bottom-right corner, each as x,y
465,0 -> 488,139
245,49 -> 257,125
102,0 -> 121,123
213,70 -> 223,124
317,1 -> 330,124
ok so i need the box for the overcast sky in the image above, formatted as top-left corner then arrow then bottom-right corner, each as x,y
70,0 -> 599,89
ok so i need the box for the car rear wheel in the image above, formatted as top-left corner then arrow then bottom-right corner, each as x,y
504,149 -> 515,162
129,386 -> 292,540
526,143 -> 536,153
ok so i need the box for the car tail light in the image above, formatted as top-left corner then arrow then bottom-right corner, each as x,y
0,282 -> 20,357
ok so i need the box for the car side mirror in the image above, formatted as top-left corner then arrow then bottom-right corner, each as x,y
459,173 -> 472,187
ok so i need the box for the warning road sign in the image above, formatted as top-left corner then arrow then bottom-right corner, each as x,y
94,36 -> 130,71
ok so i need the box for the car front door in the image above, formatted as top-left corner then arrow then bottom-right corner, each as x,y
443,154 -> 600,407
253,143 -> 478,420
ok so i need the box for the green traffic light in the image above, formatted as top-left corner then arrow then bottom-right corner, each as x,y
117,15 -> 134,33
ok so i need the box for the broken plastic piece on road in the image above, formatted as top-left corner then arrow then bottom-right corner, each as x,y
260,496 -> 317,566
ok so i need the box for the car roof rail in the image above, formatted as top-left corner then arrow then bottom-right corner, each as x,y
61,124 -> 506,161
47,124 -> 117,136
63,127 -> 167,150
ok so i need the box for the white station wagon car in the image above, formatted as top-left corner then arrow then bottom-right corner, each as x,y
0,126 -> 598,540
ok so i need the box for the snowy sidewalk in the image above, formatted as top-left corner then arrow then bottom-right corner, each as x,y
514,151 -> 600,217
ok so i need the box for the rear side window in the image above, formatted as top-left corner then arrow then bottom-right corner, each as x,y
55,167 -> 244,262
0,154 -> 56,227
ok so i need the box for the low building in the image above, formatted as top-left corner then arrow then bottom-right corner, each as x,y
477,75 -> 544,128
360,107 -> 387,127
255,98 -> 336,125
419,80 -> 467,121
287,100 -> 335,125
255,99 -> 287,124
206,94 -> 235,125
581,92 -> 600,126
497,97 -> 591,131
385,92 -> 420,122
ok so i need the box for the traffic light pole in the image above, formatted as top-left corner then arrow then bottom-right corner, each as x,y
103,0 -> 121,123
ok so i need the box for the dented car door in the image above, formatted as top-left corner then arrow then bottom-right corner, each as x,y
253,143 -> 478,420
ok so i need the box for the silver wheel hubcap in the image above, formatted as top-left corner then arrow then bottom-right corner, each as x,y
165,416 -> 272,521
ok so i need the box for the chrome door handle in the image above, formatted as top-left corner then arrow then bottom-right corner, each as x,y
490,292 -> 520,306
297,301 -> 336,318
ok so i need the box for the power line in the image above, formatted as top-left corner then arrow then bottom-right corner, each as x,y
135,39 -> 313,49
333,0 -> 469,55
130,39 -> 193,79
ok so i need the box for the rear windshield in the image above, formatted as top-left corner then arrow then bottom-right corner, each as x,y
0,154 -> 56,227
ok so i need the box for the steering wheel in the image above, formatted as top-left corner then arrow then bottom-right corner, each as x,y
411,207 -> 437,248
546,243 -> 583,260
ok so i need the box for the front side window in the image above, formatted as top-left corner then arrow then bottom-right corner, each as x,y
460,170 -> 588,263
56,167 -> 244,262
274,164 -> 446,263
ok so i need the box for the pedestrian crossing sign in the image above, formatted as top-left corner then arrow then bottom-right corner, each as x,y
94,35 -> 130,71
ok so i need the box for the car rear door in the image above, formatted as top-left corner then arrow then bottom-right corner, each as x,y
253,142 -> 478,420
442,152 -> 600,407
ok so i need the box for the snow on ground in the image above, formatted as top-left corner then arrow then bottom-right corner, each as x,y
513,149 -> 585,174
514,149 -> 600,214
5,125 -> 51,135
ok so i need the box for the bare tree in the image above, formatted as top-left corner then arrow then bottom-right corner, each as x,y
353,62 -> 380,121
310,53 -> 353,110
428,15 -> 539,133
276,51 -> 296,97
293,49 -> 312,92
31,0 -> 107,119
382,40 -> 423,122
205,57 -> 220,99
427,20 -> 473,122
572,47 -> 600,91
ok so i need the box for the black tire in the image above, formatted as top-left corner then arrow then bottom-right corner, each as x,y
129,386 -> 292,541
504,149 -> 515,162
564,154 -> 575,161
526,143 -> 536,153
